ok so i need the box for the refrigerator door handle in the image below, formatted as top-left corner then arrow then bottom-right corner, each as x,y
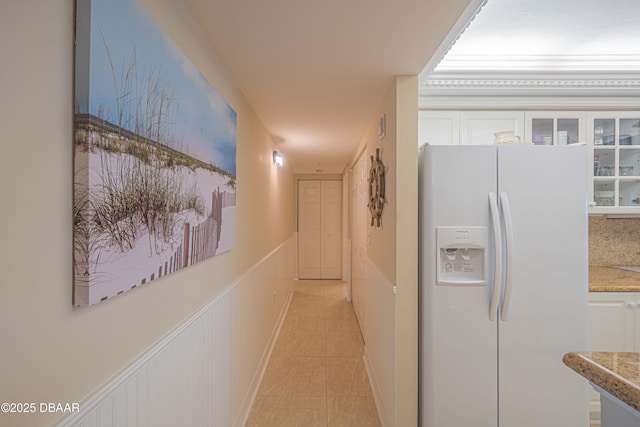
488,192 -> 502,321
500,192 -> 514,321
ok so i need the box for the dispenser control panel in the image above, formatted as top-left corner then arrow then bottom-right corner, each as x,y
436,226 -> 487,286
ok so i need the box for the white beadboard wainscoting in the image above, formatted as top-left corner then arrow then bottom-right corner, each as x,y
352,243 -> 396,427
57,237 -> 295,427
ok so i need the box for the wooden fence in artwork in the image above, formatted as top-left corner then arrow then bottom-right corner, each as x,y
222,191 -> 236,208
187,217 -> 218,266
136,188 -> 234,286
139,243 -> 185,285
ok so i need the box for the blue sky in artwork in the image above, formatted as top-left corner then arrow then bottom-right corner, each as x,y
78,0 -> 236,176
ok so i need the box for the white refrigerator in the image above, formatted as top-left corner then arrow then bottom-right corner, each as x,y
419,145 -> 589,427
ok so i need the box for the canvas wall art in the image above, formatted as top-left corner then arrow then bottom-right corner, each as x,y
73,0 -> 237,306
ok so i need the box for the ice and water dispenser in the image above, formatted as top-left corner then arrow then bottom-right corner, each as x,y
436,227 -> 487,286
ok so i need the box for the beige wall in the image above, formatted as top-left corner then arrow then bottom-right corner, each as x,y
0,2 -> 293,426
366,85 -> 398,283
394,75 -> 419,427
349,76 -> 418,426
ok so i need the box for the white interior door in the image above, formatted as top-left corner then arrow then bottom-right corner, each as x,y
321,180 -> 342,279
298,181 -> 321,279
298,180 -> 342,279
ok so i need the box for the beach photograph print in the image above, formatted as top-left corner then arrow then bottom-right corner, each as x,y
73,0 -> 237,306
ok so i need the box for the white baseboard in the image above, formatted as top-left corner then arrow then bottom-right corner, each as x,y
364,347 -> 391,427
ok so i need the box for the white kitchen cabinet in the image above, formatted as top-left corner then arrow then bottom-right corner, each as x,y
420,110 -> 581,146
524,111 -> 586,145
419,109 -> 640,215
418,110 -> 459,146
418,110 -> 525,146
588,292 -> 640,421
459,111 -> 525,145
588,112 -> 640,214
588,292 -> 637,351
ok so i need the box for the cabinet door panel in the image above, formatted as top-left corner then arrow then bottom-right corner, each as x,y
588,112 -> 640,214
460,111 -> 525,145
418,111 -> 459,146
589,295 -> 635,351
588,292 -> 637,422
524,111 -> 586,145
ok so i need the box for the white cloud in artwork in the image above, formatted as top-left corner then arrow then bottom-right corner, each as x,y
160,34 -> 237,173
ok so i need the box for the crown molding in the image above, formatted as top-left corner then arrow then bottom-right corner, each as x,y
418,95 -> 640,110
423,77 -> 640,92
419,69 -> 640,100
436,54 -> 640,72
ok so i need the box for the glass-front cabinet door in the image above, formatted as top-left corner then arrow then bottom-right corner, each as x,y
524,112 -> 586,145
589,112 -> 640,213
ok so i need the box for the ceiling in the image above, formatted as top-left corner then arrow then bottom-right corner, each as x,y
435,0 -> 640,71
181,0 -> 640,174
421,0 -> 640,98
181,0 -> 476,173
419,0 -> 640,105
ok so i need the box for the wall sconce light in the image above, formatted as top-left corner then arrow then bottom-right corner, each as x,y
273,150 -> 284,166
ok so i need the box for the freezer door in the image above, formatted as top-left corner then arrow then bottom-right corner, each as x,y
497,145 -> 589,426
420,145 -> 499,427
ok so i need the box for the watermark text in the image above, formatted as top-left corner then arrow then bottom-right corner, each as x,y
1,402 -> 80,414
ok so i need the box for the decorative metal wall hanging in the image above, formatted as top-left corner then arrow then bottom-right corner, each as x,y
367,147 -> 386,227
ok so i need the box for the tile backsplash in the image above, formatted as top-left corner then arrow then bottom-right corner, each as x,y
589,216 -> 640,266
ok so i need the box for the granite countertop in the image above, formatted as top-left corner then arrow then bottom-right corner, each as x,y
563,352 -> 640,412
589,266 -> 640,292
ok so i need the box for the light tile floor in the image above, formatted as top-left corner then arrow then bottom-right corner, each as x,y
246,280 -> 381,427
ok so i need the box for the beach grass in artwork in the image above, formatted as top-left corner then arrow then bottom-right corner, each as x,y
73,0 -> 237,306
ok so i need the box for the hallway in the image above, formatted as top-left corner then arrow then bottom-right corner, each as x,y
246,280 -> 381,427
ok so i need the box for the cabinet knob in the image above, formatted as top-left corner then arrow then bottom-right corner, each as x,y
626,301 -> 638,309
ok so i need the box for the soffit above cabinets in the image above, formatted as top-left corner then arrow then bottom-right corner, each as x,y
420,0 -> 640,98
